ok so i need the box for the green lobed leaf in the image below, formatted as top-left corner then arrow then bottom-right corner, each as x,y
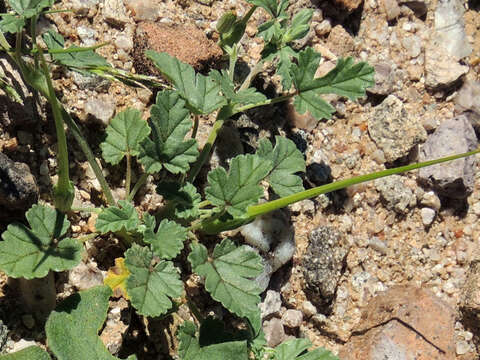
138,91 -> 199,174
46,285 -> 137,360
42,30 -> 110,70
125,244 -> 183,317
272,46 -> 297,91
210,70 -> 267,107
257,136 -> 305,197
246,0 -> 288,18
95,200 -> 139,234
282,9 -> 313,43
205,154 -> 272,217
157,182 -> 201,220
0,14 -> 25,34
188,239 -> 263,318
142,215 -> 188,259
145,51 -> 226,114
8,0 -> 53,18
101,108 -> 151,165
274,338 -> 339,360
0,346 -> 51,360
0,204 -> 81,279
178,321 -> 249,360
292,47 -> 375,120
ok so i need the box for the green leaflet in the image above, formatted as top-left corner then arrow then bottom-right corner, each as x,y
205,154 -> 272,217
257,136 -> 305,197
0,14 -> 25,34
188,239 -> 263,318
178,321 -> 249,360
101,108 -> 151,165
96,200 -> 139,234
247,0 -> 288,19
146,51 -> 226,114
125,244 -> 183,317
0,204 -> 81,279
156,182 -> 201,220
46,286 -> 137,360
7,0 -> 53,18
210,70 -> 267,107
292,47 -> 375,120
282,9 -> 313,43
42,30 -> 110,70
138,91 -> 199,174
0,346 -> 51,360
142,214 -> 188,259
273,339 -> 339,360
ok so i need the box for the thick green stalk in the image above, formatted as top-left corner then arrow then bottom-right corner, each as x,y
200,148 -> 480,233
40,51 -> 74,212
127,173 -> 148,202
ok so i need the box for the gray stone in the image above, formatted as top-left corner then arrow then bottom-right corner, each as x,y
124,0 -> 162,22
68,261 -> 104,291
71,0 -> 100,16
455,80 -> 480,131
85,96 -> 116,126
0,320 -> 7,352
303,227 -> 350,311
0,153 -> 38,211
368,95 -> 427,162
418,116 -> 477,199
367,62 -> 396,96
263,318 -> 286,347
103,0 -> 129,27
76,26 -> 97,46
281,309 -> 303,328
259,290 -> 282,319
382,0 -> 401,21
420,207 -> 436,226
301,300 -> 318,318
420,191 -> 441,211
433,0 -> 471,59
375,175 -> 416,214
70,71 -> 110,91
425,41 -> 468,90
401,35 -> 422,58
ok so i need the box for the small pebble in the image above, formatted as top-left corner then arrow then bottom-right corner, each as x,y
421,207 -> 436,226
456,340 -> 470,355
301,300 -> 317,318
281,309 -> 303,328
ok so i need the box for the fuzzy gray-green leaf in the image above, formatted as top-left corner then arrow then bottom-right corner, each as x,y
0,346 -> 51,360
205,154 -> 272,217
101,108 -> 150,165
125,244 -> 183,317
274,338 -> 339,360
257,136 -> 305,197
0,204 -> 81,279
143,217 -> 188,259
95,200 -> 139,234
138,91 -> 198,174
188,239 -> 263,318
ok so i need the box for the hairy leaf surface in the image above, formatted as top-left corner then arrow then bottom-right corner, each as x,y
274,339 -> 339,360
210,70 -> 266,107
292,48 -> 374,120
138,91 -> 198,174
46,286 -> 137,360
188,239 -> 263,318
178,321 -> 248,360
96,200 -> 139,234
0,14 -> 25,33
157,182 -> 201,220
0,204 -> 81,279
205,154 -> 272,217
125,244 -> 183,317
8,0 -> 53,18
142,215 -> 187,259
257,136 -> 305,197
0,346 -> 50,360
101,108 -> 150,165
146,51 -> 225,114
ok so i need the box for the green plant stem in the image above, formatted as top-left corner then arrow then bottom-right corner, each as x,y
187,116 -> 226,183
70,206 -> 102,214
0,31 -> 11,51
40,50 -> 74,212
201,148 -> 480,233
228,44 -> 238,82
235,93 -> 293,114
128,173 -> 148,202
126,154 -> 132,199
239,59 -> 264,91
191,114 -> 199,139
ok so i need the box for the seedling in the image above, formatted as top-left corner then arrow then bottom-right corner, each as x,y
0,0 -> 478,359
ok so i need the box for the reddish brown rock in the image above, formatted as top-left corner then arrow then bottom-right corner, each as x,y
339,286 -> 456,360
133,22 -> 223,75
